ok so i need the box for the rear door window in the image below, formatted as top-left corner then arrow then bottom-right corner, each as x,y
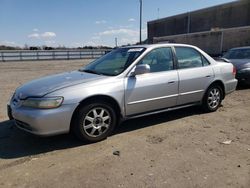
175,47 -> 205,69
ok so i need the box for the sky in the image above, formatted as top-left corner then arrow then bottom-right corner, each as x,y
0,0 -> 235,48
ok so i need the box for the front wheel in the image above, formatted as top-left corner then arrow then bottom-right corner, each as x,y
202,85 -> 223,112
72,102 -> 117,142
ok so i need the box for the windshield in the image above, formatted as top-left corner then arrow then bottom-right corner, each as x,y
223,48 -> 250,59
80,47 -> 145,76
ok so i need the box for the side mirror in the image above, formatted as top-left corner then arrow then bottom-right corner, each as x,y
133,64 -> 150,76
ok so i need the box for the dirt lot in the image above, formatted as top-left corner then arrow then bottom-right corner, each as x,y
0,60 -> 249,188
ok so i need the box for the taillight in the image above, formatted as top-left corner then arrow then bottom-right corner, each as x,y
233,66 -> 236,76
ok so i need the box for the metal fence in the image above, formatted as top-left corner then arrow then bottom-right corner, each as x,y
0,49 -> 111,62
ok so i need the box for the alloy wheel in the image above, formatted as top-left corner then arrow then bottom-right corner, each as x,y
83,107 -> 111,138
207,88 -> 221,109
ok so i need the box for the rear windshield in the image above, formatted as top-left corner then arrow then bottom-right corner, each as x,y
223,48 -> 250,59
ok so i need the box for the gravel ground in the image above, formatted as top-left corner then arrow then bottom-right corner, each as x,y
0,60 -> 249,188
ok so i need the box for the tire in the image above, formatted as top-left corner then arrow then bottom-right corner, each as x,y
72,102 -> 117,142
202,85 -> 223,112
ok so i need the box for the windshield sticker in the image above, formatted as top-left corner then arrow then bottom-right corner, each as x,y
128,48 -> 144,53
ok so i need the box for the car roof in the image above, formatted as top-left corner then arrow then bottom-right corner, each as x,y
229,46 -> 250,50
122,43 -> 197,49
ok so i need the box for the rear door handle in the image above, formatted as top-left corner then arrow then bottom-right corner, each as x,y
205,75 -> 212,78
168,81 -> 175,84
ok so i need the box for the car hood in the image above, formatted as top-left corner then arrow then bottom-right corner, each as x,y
15,71 -> 106,99
227,59 -> 250,69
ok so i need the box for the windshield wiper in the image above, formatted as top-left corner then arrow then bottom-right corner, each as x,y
79,69 -> 102,75
79,69 -> 115,76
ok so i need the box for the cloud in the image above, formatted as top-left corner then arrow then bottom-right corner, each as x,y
84,36 -> 102,47
27,32 -> 56,39
95,20 -> 107,24
91,36 -> 100,40
0,40 -> 18,46
128,18 -> 136,22
28,33 -> 40,39
85,27 -> 148,47
45,40 -> 56,44
120,37 -> 138,44
70,42 -> 82,47
42,40 -> 59,47
85,41 -> 98,46
119,25 -> 133,29
41,32 -> 56,38
99,28 -> 138,36
33,28 -> 39,32
98,28 -> 147,37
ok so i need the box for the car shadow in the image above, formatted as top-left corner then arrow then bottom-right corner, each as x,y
236,84 -> 250,90
0,106 -> 202,159
115,106 -> 202,134
0,120 -> 83,159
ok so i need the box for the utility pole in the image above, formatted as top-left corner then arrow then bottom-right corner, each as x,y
187,12 -> 191,34
157,8 -> 160,19
139,0 -> 142,44
115,37 -> 118,47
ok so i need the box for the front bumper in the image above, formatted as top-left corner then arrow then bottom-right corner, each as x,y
9,103 -> 78,136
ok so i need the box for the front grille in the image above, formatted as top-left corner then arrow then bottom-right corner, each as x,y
15,120 -> 33,131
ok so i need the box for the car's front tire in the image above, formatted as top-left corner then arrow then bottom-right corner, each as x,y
72,102 -> 117,142
202,85 -> 223,112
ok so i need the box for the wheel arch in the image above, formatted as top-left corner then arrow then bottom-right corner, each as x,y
205,80 -> 225,100
70,95 -> 122,131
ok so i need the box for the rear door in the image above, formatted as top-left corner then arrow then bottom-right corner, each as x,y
174,47 -> 214,105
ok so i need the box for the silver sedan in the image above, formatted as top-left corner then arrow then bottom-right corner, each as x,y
8,44 -> 238,142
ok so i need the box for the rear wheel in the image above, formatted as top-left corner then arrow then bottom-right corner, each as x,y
72,102 -> 117,142
202,85 -> 222,112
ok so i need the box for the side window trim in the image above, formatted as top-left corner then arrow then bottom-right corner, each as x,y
171,46 -> 178,70
201,54 -> 210,66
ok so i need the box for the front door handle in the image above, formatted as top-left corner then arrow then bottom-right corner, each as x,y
168,81 -> 175,84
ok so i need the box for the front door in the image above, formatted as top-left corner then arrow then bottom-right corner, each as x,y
125,47 -> 179,116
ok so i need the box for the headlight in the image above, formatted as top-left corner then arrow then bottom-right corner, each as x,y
22,97 -> 64,109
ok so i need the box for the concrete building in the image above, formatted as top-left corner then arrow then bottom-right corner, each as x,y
147,0 -> 250,55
